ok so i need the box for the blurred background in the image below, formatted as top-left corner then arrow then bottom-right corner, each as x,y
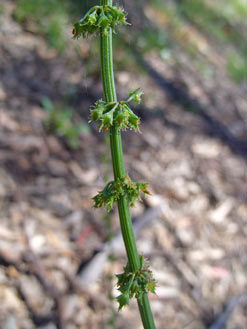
0,0 -> 247,328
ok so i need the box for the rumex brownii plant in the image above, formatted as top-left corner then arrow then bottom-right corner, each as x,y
73,1 -> 157,328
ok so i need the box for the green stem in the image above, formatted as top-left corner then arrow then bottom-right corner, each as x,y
100,1 -> 156,328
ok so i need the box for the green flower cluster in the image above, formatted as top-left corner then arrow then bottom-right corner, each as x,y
93,174 -> 150,212
72,5 -> 129,38
90,89 -> 143,132
116,256 -> 156,311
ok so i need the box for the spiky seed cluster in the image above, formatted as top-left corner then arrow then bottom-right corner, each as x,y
72,5 -> 129,38
93,174 -> 150,212
116,255 -> 156,311
90,88 -> 143,132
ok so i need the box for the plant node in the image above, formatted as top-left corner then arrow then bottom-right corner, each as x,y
89,89 -> 143,132
116,255 -> 156,311
93,174 -> 150,212
72,5 -> 130,38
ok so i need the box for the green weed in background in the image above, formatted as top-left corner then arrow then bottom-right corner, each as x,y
218,0 -> 247,21
227,53 -> 247,84
13,0 -> 246,85
42,97 -> 90,149
13,0 -> 100,52
151,0 -> 247,85
178,0 -> 246,51
137,27 -> 171,53
14,0 -> 68,52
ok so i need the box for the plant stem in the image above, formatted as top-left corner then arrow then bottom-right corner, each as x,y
100,1 -> 156,328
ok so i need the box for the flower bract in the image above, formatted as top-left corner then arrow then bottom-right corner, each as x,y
116,255 -> 156,311
93,175 -> 150,212
73,5 -> 130,39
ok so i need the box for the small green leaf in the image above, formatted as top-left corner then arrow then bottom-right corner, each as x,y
88,10 -> 97,25
139,255 -> 144,269
128,111 -> 140,131
147,280 -> 156,294
116,273 -> 126,286
103,112 -> 114,125
98,13 -> 110,28
117,292 -> 129,311
41,97 -> 54,113
91,109 -> 102,121
115,110 -> 126,125
127,88 -> 144,104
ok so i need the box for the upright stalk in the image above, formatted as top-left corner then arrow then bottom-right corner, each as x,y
73,1 -> 157,328
100,1 -> 156,328
100,0 -> 140,272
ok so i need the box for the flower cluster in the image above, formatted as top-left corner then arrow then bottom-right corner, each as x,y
90,89 -> 143,132
93,174 -> 150,212
116,255 -> 156,311
72,5 -> 129,38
